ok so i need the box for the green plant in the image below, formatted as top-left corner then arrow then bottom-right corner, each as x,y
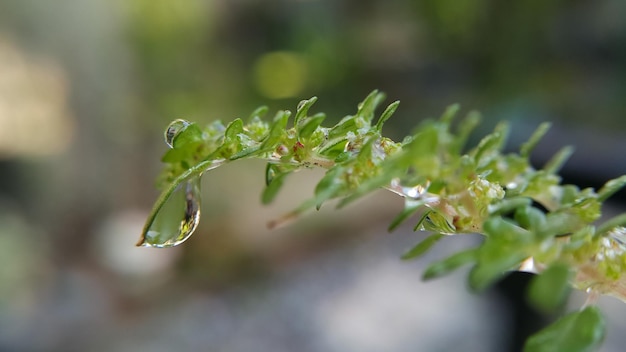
137,91 -> 626,351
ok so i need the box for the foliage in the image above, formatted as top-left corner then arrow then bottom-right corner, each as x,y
137,91 -> 626,351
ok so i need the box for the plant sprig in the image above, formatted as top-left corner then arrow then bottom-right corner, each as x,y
138,91 -> 626,352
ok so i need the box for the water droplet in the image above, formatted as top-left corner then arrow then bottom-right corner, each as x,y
402,185 -> 424,199
386,179 -> 436,202
164,119 -> 191,148
506,182 -> 518,190
137,177 -> 201,248
584,287 -> 600,307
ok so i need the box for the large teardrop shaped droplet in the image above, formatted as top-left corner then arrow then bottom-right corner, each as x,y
164,119 -> 191,148
137,177 -> 201,248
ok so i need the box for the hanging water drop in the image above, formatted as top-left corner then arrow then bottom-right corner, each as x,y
385,178 -> 433,201
136,177 -> 201,248
164,119 -> 191,148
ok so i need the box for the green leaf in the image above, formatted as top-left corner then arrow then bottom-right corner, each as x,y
333,151 -> 351,163
265,163 -> 277,186
248,105 -> 269,121
336,170 -> 396,208
261,110 -> 291,149
544,146 -> 574,174
407,123 -> 439,155
596,212 -> 626,236
229,145 -> 261,160
314,166 -> 346,209
597,175 -> 626,202
451,111 -> 480,153
422,211 -> 456,234
521,122 -> 551,157
402,233 -> 444,260
224,118 -> 244,140
482,216 -> 531,242
294,96 -> 318,126
527,263 -> 572,313
469,251 -> 528,292
262,172 -> 288,204
524,306 -> 605,352
318,137 -> 349,158
298,112 -> 326,140
161,141 -> 204,163
328,115 -> 359,140
356,90 -> 385,123
388,201 -> 425,231
206,118 -> 246,158
488,198 -> 532,216
515,205 -> 547,233
470,217 -> 531,291
374,100 -> 400,132
422,248 -> 478,280
472,122 -> 510,166
439,103 -> 459,125
541,211 -> 585,239
560,184 -> 581,205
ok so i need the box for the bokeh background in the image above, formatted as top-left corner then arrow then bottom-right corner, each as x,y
1,1 -> 626,351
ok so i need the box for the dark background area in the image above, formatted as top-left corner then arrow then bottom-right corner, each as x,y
0,1 -> 625,351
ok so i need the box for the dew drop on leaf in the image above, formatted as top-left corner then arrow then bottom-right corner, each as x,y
137,177 -> 201,248
164,119 -> 191,148
297,99 -> 307,112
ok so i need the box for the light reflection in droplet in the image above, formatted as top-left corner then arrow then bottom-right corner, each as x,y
137,177 -> 201,248
164,119 -> 191,148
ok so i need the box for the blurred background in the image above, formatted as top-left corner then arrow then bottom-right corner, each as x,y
1,0 -> 626,351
